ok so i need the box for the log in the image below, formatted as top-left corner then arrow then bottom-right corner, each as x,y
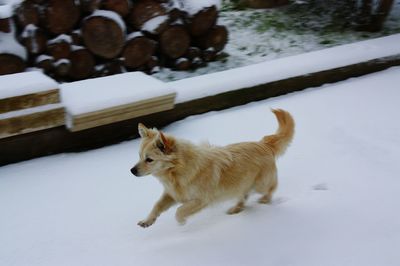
186,6 -> 218,37
195,25 -> 228,52
45,0 -> 80,35
82,11 -> 126,59
185,46 -> 202,60
21,25 -> 47,55
15,0 -> 40,28
80,0 -> 101,14
202,48 -> 217,62
160,25 -> 190,59
0,18 -> 11,33
35,55 -> 54,73
0,54 -> 26,75
122,35 -> 156,69
128,0 -> 168,32
71,30 -> 83,45
102,0 -> 131,18
68,48 -> 95,80
173,57 -> 191,71
54,58 -> 71,77
242,0 -> 289,8
47,36 -> 72,60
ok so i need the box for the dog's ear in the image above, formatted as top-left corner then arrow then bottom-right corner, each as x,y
138,123 -> 149,138
156,131 -> 174,154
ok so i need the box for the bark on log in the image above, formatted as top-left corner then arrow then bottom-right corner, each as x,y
15,1 -> 40,28
45,0 -> 80,35
0,54 -> 26,75
186,6 -> 217,37
102,0 -> 131,18
68,48 -> 95,80
195,25 -> 228,52
160,25 -> 190,59
128,0 -> 168,31
82,13 -> 126,59
122,36 -> 156,68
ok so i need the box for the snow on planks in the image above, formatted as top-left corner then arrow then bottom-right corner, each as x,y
60,72 -> 176,132
0,71 -> 64,139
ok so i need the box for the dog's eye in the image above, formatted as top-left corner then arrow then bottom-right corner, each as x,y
145,158 -> 154,163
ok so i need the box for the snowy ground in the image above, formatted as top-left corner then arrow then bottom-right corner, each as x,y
1,67 -> 400,266
154,0 -> 400,81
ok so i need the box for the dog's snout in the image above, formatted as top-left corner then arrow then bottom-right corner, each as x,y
130,167 -> 138,176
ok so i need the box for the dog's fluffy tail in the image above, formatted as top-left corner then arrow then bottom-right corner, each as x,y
262,109 -> 295,157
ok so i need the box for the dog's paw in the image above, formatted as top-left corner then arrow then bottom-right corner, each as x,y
137,219 -> 155,228
227,205 -> 244,215
175,215 -> 187,226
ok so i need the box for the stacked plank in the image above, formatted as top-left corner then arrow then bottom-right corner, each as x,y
0,71 -> 64,139
60,72 -> 176,131
0,0 -> 228,81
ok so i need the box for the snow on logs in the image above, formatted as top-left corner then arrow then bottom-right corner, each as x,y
0,0 -> 228,80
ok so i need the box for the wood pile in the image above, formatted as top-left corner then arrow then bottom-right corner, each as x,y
0,0 -> 228,80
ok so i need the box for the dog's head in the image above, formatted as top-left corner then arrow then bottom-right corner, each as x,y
130,123 -> 176,177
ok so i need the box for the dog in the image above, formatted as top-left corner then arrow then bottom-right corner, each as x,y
131,109 -> 295,228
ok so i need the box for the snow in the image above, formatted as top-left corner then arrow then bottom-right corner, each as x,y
126,31 -> 143,41
0,22 -> 27,60
60,72 -> 175,116
0,4 -> 12,18
173,0 -> 221,15
1,66 -> 400,266
47,34 -> 73,45
0,71 -> 58,99
54,58 -> 70,67
141,15 -> 168,33
35,54 -> 53,63
0,103 -> 63,119
169,33 -> 400,103
88,10 -> 126,33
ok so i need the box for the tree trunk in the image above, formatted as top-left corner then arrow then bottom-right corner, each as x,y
45,0 -> 80,35
82,13 -> 126,59
122,36 -> 156,69
160,25 -> 190,59
68,48 -> 95,80
0,54 -> 26,75
186,6 -> 218,37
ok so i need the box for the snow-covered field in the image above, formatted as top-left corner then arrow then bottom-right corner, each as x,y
1,66 -> 400,266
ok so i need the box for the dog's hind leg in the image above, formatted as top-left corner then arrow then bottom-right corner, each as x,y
227,193 -> 249,215
255,168 -> 278,204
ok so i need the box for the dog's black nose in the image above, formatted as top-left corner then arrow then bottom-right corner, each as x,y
130,167 -> 138,176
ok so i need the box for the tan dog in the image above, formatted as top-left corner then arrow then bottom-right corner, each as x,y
131,109 -> 295,228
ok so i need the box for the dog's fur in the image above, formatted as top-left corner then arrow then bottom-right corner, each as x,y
131,109 -> 295,228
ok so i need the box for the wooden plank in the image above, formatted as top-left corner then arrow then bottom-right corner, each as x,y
72,93 -> 175,124
0,89 -> 60,114
71,100 -> 174,131
0,105 -> 65,139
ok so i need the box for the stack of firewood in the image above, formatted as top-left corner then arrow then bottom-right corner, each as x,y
0,0 -> 228,80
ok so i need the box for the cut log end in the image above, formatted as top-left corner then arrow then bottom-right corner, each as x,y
0,54 -> 26,75
68,48 -> 95,80
82,15 -> 126,59
160,26 -> 190,59
45,0 -> 80,35
122,36 -> 156,69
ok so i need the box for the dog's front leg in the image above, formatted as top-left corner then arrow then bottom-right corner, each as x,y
175,199 -> 207,225
138,193 -> 176,228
